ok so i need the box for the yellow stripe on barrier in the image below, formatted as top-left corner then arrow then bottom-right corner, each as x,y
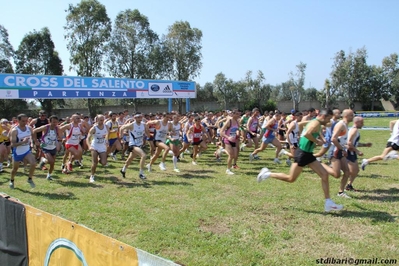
24,204 -> 139,266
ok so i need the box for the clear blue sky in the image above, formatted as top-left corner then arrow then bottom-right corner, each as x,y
1,0 -> 398,90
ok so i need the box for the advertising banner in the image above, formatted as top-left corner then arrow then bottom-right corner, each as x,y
0,74 -> 196,99
23,204 -> 179,266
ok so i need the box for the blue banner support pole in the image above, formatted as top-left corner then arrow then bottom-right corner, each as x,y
168,98 -> 172,112
186,98 -> 190,113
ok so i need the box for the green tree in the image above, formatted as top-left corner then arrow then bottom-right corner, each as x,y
360,65 -> 390,111
318,79 -> 338,109
64,0 -> 111,117
106,9 -> 161,111
0,24 -> 14,73
288,62 -> 306,111
194,82 -> 217,102
302,87 -> 318,101
276,81 -> 293,101
163,21 -> 202,113
244,70 -> 270,111
15,27 -> 64,114
381,53 -> 399,107
330,50 -> 347,103
330,48 -> 370,106
0,25 -> 28,117
213,72 -> 236,110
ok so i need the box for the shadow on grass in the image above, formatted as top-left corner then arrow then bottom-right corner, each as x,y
115,179 -> 192,188
353,188 -> 399,202
180,173 -> 214,179
150,180 -> 193,186
304,207 -> 396,223
116,180 -> 152,189
357,173 -> 391,179
15,188 -> 78,200
56,180 -> 104,188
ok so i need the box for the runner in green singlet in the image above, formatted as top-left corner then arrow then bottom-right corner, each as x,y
256,109 -> 344,212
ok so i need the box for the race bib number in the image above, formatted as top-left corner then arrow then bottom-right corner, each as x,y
46,138 -> 56,146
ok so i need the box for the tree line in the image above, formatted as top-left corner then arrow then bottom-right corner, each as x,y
1,0 -> 398,118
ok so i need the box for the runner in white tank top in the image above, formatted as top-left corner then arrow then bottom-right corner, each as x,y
361,119 -> 399,170
283,112 -> 304,166
146,113 -> 173,172
10,114 -> 37,189
86,115 -> 109,183
345,117 -> 372,191
33,115 -> 63,180
166,115 -> 182,172
59,114 -> 84,173
324,109 -> 354,198
119,113 -> 149,180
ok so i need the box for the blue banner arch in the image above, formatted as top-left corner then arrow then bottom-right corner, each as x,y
0,74 -> 196,99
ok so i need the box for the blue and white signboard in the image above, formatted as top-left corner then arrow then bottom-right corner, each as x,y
0,74 -> 196,99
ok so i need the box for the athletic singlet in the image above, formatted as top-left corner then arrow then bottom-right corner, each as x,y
288,121 -> 299,144
14,126 -> 31,155
34,118 -> 49,138
41,126 -> 58,150
0,127 -> 9,143
91,125 -> 108,146
240,115 -> 249,128
333,121 -> 348,151
263,120 -> 277,138
183,120 -> 193,140
192,125 -> 203,143
170,122 -> 181,140
249,117 -> 258,132
129,121 -> 145,147
299,120 -> 321,153
348,126 -> 360,156
66,124 -> 82,145
155,121 -> 169,142
116,118 -> 125,127
106,120 -> 119,139
183,120 -> 193,134
225,119 -> 239,143
148,123 -> 157,138
388,120 -> 399,145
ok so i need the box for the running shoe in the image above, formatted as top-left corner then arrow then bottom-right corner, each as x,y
27,178 -> 36,188
226,169 -> 235,175
159,162 -> 166,171
273,158 -> 281,164
361,159 -> 368,171
257,168 -> 270,183
139,173 -> 147,180
384,150 -> 398,161
120,169 -> 126,178
9,181 -> 14,189
337,192 -> 351,198
325,200 -> 344,212
278,149 -> 287,157
249,154 -> 254,162
345,184 -> 359,192
89,176 -> 95,183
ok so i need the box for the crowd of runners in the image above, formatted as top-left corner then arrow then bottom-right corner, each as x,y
1,107 -> 398,212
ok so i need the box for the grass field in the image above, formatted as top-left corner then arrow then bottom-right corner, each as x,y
1,118 -> 398,265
